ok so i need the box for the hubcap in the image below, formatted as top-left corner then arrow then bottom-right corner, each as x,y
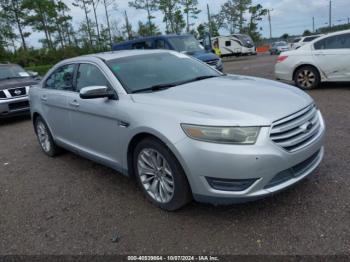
36,121 -> 51,153
137,148 -> 175,204
297,70 -> 315,88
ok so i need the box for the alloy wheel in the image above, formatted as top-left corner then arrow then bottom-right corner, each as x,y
36,121 -> 51,153
296,70 -> 316,88
137,148 -> 175,204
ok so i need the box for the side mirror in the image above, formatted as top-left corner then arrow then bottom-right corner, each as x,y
79,86 -> 116,99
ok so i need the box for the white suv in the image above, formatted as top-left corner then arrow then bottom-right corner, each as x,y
275,30 -> 350,89
291,35 -> 323,50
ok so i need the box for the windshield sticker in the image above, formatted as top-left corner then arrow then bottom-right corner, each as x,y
19,72 -> 30,77
112,65 -> 121,72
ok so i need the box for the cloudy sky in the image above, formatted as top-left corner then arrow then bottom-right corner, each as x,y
28,0 -> 350,46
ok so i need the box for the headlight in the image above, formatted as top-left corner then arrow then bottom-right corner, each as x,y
181,124 -> 260,144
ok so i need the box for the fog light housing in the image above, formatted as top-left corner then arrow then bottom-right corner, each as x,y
206,177 -> 257,191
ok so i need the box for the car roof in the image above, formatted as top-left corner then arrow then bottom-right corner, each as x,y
58,49 -> 175,64
307,29 -> 350,43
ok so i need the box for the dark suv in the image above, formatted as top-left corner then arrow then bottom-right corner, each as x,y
0,64 -> 40,118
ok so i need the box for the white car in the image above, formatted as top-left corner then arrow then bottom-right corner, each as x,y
275,29 -> 350,89
291,35 -> 323,50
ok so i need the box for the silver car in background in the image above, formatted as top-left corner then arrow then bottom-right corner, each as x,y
30,50 -> 325,210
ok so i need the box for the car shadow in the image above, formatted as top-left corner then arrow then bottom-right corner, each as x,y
0,115 -> 31,126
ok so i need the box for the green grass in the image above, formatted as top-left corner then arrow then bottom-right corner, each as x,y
25,65 -> 53,76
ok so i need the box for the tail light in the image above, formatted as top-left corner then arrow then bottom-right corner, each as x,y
277,55 -> 288,63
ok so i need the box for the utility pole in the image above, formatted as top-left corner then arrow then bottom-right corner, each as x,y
348,17 -> 350,24
329,0 -> 332,28
207,4 -> 212,36
312,17 -> 315,33
267,9 -> 273,39
125,10 -> 132,40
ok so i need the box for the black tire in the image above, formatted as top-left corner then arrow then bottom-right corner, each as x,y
294,66 -> 320,90
133,137 -> 192,211
34,116 -> 61,157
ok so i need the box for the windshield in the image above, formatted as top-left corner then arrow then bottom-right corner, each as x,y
0,65 -> 30,80
107,52 -> 221,93
168,36 -> 204,53
292,38 -> 301,43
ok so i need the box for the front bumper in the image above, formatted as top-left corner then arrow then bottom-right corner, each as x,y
174,115 -> 326,205
0,96 -> 30,118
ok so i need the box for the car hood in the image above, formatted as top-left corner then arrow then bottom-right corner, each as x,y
0,77 -> 39,91
190,50 -> 220,62
131,75 -> 313,126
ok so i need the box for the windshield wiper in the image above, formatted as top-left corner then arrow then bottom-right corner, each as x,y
131,82 -> 178,94
131,75 -> 223,94
0,76 -> 27,80
179,75 -> 220,85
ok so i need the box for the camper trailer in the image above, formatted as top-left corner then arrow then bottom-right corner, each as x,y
211,36 -> 242,57
231,34 -> 256,55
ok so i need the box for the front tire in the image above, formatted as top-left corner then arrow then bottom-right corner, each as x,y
294,66 -> 320,90
133,137 -> 192,211
35,116 -> 60,157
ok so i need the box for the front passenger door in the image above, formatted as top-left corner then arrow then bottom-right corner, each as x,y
68,63 -> 123,167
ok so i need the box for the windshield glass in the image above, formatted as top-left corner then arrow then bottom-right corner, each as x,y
0,65 -> 30,80
168,36 -> 204,53
107,52 -> 220,93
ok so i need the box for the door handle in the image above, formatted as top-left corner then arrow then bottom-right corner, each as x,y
69,100 -> 80,107
40,95 -> 47,101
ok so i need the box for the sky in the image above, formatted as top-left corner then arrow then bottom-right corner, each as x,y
27,0 -> 350,47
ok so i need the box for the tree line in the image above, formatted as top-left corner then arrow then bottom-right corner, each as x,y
0,0 -> 267,67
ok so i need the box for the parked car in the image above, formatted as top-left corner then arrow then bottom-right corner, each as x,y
0,63 -> 40,118
270,41 -> 289,55
113,34 -> 223,72
30,50 -> 325,210
291,35 -> 323,50
275,29 -> 350,89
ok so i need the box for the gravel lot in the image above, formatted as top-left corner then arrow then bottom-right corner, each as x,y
1,54 -> 349,255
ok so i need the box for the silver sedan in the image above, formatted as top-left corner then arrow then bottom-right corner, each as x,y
29,50 -> 325,210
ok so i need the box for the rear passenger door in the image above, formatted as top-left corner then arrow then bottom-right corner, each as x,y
312,33 -> 350,81
41,64 -> 76,143
67,63 -> 123,167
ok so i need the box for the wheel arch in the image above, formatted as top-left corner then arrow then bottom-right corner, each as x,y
126,131 -> 188,182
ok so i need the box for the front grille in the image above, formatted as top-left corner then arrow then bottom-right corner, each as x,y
206,60 -> 218,66
8,87 -> 26,97
264,149 -> 321,189
0,90 -> 6,99
270,105 -> 321,152
9,101 -> 29,111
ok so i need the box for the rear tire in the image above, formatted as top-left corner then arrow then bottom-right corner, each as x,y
133,137 -> 192,211
294,66 -> 320,90
34,116 -> 60,157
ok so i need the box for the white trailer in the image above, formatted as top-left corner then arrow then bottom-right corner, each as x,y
231,34 -> 257,55
212,36 -> 242,57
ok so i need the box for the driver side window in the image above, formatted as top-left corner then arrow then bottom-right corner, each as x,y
45,64 -> 76,91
